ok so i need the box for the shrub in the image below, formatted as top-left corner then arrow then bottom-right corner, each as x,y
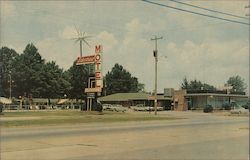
242,102 -> 249,109
222,103 -> 231,110
203,105 -> 213,113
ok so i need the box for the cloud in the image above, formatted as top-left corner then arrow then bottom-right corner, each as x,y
95,31 -> 118,52
160,38 -> 249,90
36,29 -> 118,71
0,1 -> 16,17
60,26 -> 76,39
1,1 -> 249,94
36,37 -> 78,69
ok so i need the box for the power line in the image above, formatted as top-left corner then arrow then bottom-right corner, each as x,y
142,0 -> 250,26
169,0 -> 249,20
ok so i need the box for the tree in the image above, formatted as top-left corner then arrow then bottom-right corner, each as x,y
39,61 -> 71,98
0,47 -> 18,97
227,75 -> 246,92
12,43 -> 45,98
138,83 -> 145,92
66,62 -> 89,100
181,77 -> 189,90
105,63 -> 140,95
181,77 -> 216,91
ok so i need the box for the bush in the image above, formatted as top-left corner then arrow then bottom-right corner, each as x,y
203,105 -> 213,113
222,103 -> 231,110
242,102 -> 249,109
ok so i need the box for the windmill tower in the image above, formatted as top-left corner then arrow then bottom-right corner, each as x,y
72,27 -> 91,57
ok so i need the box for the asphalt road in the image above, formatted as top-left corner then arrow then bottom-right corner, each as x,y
1,112 -> 249,160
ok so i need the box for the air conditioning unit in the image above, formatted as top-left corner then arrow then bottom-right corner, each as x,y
164,88 -> 174,97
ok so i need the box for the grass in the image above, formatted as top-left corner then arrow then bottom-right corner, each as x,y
0,110 -> 181,127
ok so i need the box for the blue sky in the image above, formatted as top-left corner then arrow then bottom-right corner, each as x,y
1,0 -> 249,93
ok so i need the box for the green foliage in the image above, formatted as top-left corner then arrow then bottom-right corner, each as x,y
105,63 -> 140,95
181,77 -> 189,90
0,44 -> 71,99
0,47 -> 18,97
203,105 -> 213,113
181,77 -> 216,91
39,61 -> 71,98
66,62 -> 89,99
13,44 -> 45,97
0,45 -> 143,100
138,83 -> 145,92
227,75 -> 246,92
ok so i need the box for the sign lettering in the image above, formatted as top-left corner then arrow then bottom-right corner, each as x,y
95,45 -> 103,54
76,55 -> 95,65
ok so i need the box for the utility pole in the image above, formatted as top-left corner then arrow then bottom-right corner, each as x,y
245,5 -> 250,17
8,71 -> 13,99
151,36 -> 163,115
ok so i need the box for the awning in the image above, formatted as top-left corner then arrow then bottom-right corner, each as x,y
0,97 -> 12,104
57,99 -> 69,104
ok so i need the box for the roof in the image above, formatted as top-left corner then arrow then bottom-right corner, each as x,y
32,98 -> 58,103
57,99 -> 69,104
98,93 -> 172,102
185,93 -> 248,98
0,97 -> 12,104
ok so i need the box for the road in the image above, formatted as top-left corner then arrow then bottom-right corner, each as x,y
1,111 -> 249,160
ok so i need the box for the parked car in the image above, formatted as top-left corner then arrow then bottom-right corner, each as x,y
102,104 -> 113,111
103,104 -> 127,112
149,106 -> 164,111
131,104 -> 149,111
112,104 -> 127,112
230,106 -> 249,115
131,104 -> 163,111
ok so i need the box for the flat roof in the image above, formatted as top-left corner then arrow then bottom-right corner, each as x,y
98,93 -> 172,102
185,93 -> 248,98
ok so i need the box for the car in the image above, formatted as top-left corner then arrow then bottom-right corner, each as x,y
149,106 -> 164,111
230,106 -> 249,115
103,104 -> 127,112
131,104 -> 149,111
112,104 -> 127,112
102,104 -> 113,111
131,104 -> 163,111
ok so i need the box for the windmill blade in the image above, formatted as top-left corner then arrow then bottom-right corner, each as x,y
74,39 -> 80,43
74,25 -> 81,37
71,37 -> 79,40
83,35 -> 92,39
83,39 -> 91,47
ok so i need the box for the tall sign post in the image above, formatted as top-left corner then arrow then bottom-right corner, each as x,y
76,45 -> 103,111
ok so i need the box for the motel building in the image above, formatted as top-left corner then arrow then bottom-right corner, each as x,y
98,92 -> 172,110
98,89 -> 248,111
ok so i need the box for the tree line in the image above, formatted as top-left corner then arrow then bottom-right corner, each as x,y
181,76 -> 247,93
0,44 -> 144,99
1,43 -> 246,100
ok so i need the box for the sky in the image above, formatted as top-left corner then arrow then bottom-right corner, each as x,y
1,0 -> 249,94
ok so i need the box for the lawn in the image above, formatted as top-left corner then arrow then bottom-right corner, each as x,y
0,110 -> 181,127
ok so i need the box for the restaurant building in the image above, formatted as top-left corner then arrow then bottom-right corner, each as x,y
173,90 -> 248,111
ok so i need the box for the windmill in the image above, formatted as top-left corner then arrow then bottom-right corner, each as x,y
72,26 -> 91,57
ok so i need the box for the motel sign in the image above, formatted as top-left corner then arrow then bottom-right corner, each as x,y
76,45 -> 103,93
